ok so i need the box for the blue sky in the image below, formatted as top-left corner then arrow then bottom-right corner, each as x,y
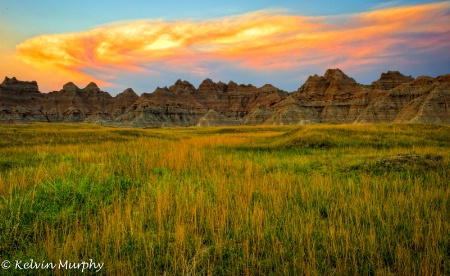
1,0 -> 449,94
2,0 -> 441,35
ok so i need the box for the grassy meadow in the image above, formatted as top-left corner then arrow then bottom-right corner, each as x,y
0,123 -> 449,275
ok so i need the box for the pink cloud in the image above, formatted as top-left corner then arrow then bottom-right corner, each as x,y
15,2 -> 450,85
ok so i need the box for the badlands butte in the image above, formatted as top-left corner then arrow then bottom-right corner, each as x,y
1,69 -> 449,126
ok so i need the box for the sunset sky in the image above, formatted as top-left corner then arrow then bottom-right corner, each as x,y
1,0 -> 449,95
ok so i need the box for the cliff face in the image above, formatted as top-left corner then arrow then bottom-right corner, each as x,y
356,75 -> 450,124
0,78 -> 139,124
0,77 -> 46,123
117,78 -> 289,127
371,71 -> 415,90
1,69 -> 449,126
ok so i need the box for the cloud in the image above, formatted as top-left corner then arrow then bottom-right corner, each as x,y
369,0 -> 402,10
16,2 -> 450,90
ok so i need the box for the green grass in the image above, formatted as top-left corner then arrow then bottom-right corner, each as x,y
0,123 -> 449,275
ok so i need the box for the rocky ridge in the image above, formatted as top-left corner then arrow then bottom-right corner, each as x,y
1,69 -> 449,126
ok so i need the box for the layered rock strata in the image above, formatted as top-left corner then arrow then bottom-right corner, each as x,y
1,69 -> 449,126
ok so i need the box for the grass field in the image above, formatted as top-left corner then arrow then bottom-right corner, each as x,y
0,123 -> 449,275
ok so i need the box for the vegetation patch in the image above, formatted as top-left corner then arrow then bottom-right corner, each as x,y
348,154 -> 444,175
372,153 -> 442,170
0,123 -> 448,275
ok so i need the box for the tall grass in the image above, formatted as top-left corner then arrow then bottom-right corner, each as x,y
0,123 -> 449,275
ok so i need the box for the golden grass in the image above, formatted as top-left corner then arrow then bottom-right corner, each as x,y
0,123 -> 449,275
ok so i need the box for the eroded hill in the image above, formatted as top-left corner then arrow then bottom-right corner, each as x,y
1,69 -> 449,126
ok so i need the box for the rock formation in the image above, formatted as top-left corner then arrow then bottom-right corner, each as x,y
1,77 -> 40,93
1,69 -> 449,126
371,71 -> 415,90
356,74 -> 450,124
0,77 -> 45,123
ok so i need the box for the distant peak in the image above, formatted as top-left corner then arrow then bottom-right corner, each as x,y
324,68 -> 357,84
324,68 -> 347,79
173,79 -> 193,85
304,74 -> 322,83
239,83 -> 256,89
2,76 -> 17,84
63,82 -> 79,92
1,76 -> 39,92
381,71 -> 407,76
260,83 -> 277,90
170,79 -> 195,92
198,78 -> 219,92
227,80 -> 238,87
372,70 -> 414,90
154,86 -> 169,93
116,88 -> 139,100
122,88 -> 135,94
2,76 -> 37,86
201,78 -> 215,84
261,84 -> 275,88
85,82 -> 98,89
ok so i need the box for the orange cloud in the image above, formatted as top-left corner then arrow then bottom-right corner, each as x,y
16,2 -> 450,84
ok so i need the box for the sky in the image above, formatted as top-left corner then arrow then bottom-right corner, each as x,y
1,0 -> 449,95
